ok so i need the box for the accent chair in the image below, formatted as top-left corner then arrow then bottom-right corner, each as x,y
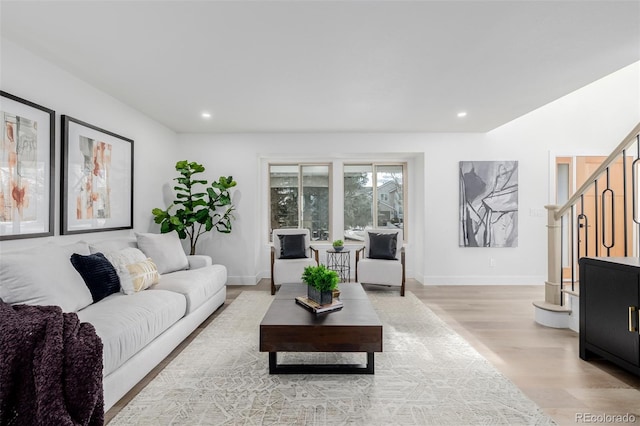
270,228 -> 319,295
355,228 -> 405,296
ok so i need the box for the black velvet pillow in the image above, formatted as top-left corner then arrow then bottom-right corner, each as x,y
70,252 -> 121,303
368,232 -> 398,260
278,234 -> 307,259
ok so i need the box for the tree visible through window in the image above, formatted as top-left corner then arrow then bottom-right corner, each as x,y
344,164 -> 405,242
344,165 -> 373,232
269,164 -> 330,241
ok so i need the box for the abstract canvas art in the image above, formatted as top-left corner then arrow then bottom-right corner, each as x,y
0,91 -> 54,240
61,115 -> 133,235
76,135 -> 112,220
459,161 -> 518,247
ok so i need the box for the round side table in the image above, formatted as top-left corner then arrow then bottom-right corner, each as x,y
326,249 -> 350,282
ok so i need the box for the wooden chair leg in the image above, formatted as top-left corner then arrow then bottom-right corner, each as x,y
270,248 -> 276,295
400,249 -> 406,296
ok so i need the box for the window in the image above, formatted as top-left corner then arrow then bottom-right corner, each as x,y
269,164 -> 330,241
344,164 -> 405,242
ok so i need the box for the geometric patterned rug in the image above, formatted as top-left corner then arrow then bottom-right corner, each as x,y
109,290 -> 556,425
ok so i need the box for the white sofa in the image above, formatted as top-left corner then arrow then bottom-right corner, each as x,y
0,232 -> 227,412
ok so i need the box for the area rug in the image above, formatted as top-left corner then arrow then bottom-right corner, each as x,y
109,290 -> 555,425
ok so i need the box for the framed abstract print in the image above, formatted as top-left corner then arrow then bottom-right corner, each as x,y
459,160 -> 518,248
0,91 -> 55,240
61,115 -> 133,235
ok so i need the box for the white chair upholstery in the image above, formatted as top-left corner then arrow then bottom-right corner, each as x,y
356,228 -> 405,296
271,229 -> 318,295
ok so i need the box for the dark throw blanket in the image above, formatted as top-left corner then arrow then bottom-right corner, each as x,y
0,301 -> 104,426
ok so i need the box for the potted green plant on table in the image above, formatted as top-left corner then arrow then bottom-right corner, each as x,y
332,239 -> 344,251
151,160 -> 237,255
302,264 -> 339,305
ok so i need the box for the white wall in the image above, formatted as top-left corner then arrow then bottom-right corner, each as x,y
427,61 -> 639,285
0,38 -> 178,253
174,136 -> 426,284
178,62 -> 639,286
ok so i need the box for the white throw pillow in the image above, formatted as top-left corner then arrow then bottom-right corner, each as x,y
89,238 -> 137,254
103,247 -> 148,294
29,241 -> 91,256
0,244 -> 93,312
135,232 -> 189,274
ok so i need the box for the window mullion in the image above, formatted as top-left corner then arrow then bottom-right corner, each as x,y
299,166 -> 303,229
372,165 -> 378,228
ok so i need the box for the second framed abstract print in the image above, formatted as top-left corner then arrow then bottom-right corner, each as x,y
61,115 -> 133,235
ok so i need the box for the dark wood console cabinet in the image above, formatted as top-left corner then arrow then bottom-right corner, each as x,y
579,257 -> 640,376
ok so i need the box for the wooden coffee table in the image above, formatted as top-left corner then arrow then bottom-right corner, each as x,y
259,283 -> 383,374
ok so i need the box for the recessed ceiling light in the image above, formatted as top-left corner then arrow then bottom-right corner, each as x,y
201,112 -> 212,119
457,112 -> 467,118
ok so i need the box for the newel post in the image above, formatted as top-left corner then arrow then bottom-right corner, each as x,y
545,205 -> 562,305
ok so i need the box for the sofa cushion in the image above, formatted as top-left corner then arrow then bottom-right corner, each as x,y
151,264 -> 227,314
76,289 -> 186,376
103,247 -> 148,294
89,238 -> 137,254
0,242 -> 93,312
135,232 -> 189,274
70,252 -> 121,303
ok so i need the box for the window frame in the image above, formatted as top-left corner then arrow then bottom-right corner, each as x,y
343,162 -> 408,242
268,162 -> 333,242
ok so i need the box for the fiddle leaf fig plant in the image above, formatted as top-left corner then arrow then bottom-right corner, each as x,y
152,160 -> 237,255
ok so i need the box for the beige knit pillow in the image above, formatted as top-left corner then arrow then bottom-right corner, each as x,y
126,258 -> 160,292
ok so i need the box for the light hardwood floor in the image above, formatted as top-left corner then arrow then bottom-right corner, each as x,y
106,279 -> 640,425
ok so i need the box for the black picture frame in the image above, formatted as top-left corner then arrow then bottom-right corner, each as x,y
0,91 -> 55,240
61,115 -> 134,235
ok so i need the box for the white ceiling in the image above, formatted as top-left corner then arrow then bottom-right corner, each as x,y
1,1 -> 639,133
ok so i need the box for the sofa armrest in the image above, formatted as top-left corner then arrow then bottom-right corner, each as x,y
187,255 -> 212,269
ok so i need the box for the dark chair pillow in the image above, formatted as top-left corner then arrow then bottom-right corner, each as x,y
368,232 -> 398,260
278,234 -> 308,259
70,252 -> 121,303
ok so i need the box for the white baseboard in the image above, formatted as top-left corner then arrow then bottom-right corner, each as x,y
228,273 -> 543,286
226,275 -> 261,285
421,275 -> 546,285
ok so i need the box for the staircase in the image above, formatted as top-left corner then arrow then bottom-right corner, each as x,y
534,122 -> 640,331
